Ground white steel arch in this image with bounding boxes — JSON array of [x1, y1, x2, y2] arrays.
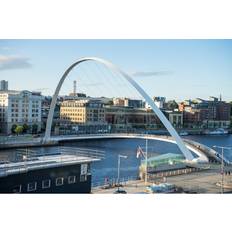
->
[[43, 57, 195, 161]]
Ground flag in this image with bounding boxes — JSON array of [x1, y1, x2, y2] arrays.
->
[[136, 146, 145, 158]]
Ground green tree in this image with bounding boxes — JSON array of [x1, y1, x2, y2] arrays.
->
[[32, 124, 38, 134], [15, 125, 23, 135], [11, 124, 17, 134], [166, 100, 179, 111], [22, 124, 29, 133]]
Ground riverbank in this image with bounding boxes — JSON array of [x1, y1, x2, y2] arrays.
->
[[92, 164, 232, 194]]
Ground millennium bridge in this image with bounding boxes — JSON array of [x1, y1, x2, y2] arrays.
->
[[0, 57, 228, 166]]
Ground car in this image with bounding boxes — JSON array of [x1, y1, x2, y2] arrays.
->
[[114, 189, 127, 194], [32, 134, 40, 138]]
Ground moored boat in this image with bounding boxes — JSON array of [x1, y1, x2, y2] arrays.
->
[[204, 128, 228, 135]]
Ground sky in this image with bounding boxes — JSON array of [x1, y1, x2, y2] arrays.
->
[[0, 39, 231, 102]]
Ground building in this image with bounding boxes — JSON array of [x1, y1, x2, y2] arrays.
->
[[124, 98, 144, 108], [41, 96, 60, 133], [179, 97, 231, 129], [145, 96, 166, 109], [59, 99, 108, 134], [105, 106, 162, 131], [154, 96, 166, 109], [68, 80, 87, 98], [140, 153, 186, 173], [165, 110, 183, 128], [0, 80, 8, 91], [0, 90, 42, 134], [113, 97, 144, 108]]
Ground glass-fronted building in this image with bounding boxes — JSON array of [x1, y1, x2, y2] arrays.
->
[[140, 153, 187, 172]]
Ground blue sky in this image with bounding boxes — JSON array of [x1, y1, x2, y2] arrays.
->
[[0, 39, 231, 101]]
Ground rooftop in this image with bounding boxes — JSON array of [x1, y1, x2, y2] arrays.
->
[[0, 147, 103, 177]]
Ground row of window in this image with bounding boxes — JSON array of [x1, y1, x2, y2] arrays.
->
[[14, 175, 87, 193], [62, 109, 85, 112], [62, 113, 85, 116], [61, 117, 84, 121]]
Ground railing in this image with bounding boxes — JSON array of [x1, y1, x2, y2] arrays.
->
[[91, 175, 139, 188], [0, 147, 105, 177], [13, 146, 105, 159], [0, 135, 41, 144], [57, 146, 105, 160]]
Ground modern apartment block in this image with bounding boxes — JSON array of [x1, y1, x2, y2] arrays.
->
[[0, 90, 42, 134], [113, 97, 144, 108]]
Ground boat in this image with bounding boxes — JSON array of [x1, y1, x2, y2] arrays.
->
[[204, 128, 228, 135], [0, 147, 103, 193], [179, 131, 189, 136]]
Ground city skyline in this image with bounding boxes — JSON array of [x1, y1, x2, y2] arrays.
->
[[0, 40, 232, 101]]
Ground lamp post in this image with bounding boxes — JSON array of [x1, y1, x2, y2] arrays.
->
[[213, 145, 232, 194], [117, 155, 127, 191], [145, 134, 148, 185]]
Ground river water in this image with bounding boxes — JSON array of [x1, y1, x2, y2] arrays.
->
[[0, 135, 232, 185]]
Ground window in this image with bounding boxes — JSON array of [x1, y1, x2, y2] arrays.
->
[[56, 177, 64, 186], [42, 179, 51, 189], [12, 185, 22, 193], [27, 182, 37, 192], [81, 163, 88, 175], [68, 176, 76, 184], [80, 174, 87, 182]]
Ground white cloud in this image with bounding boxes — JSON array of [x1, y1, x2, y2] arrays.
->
[[131, 71, 173, 77], [0, 55, 32, 71]]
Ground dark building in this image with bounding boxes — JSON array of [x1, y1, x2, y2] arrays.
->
[[0, 148, 100, 193]]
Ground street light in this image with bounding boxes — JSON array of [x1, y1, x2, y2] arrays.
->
[[117, 155, 127, 191], [213, 145, 232, 194]]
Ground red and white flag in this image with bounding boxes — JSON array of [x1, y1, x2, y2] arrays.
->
[[136, 146, 145, 158]]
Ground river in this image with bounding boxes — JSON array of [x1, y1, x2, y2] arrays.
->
[[0, 134, 232, 185]]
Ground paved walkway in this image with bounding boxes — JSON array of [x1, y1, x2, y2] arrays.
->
[[92, 180, 150, 194], [92, 165, 232, 194]]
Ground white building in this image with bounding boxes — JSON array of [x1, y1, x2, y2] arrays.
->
[[0, 90, 42, 134], [145, 96, 166, 109]]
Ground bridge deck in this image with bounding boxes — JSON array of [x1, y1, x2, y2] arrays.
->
[[0, 133, 224, 164]]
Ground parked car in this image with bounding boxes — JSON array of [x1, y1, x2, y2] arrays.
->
[[114, 189, 127, 194]]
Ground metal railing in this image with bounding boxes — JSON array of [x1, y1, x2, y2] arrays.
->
[[0, 147, 105, 177], [91, 175, 139, 188]]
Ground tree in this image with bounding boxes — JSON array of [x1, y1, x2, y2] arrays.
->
[[22, 124, 29, 133], [11, 124, 17, 134], [15, 125, 23, 135], [166, 100, 179, 111], [32, 124, 38, 134]]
